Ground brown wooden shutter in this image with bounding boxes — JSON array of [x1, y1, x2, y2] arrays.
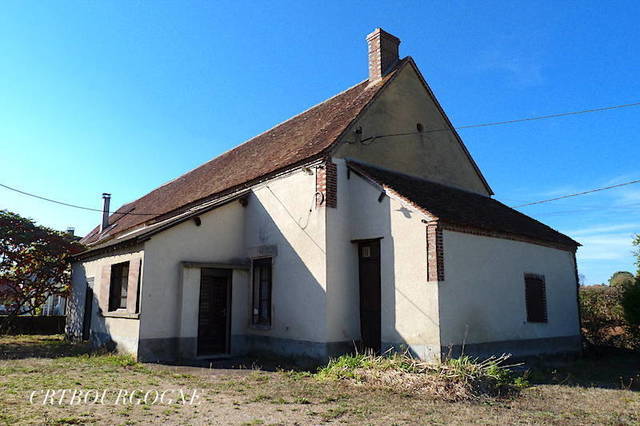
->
[[126, 258, 142, 314], [525, 275, 547, 323], [99, 265, 111, 314]]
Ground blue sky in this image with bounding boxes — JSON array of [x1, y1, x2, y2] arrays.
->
[[0, 1, 638, 284]]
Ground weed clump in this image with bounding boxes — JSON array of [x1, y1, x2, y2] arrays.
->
[[316, 351, 527, 401]]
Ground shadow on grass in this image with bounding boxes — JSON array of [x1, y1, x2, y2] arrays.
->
[[527, 347, 640, 391], [162, 354, 317, 373], [0, 334, 92, 360], [3, 335, 638, 394]]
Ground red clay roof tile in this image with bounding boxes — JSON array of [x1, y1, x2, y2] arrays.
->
[[82, 59, 408, 245], [348, 160, 579, 249]]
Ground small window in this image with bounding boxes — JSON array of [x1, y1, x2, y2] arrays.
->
[[524, 274, 547, 323], [252, 258, 272, 326], [109, 262, 130, 311], [361, 246, 371, 258]]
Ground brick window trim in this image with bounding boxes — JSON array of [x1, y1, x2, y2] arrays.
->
[[424, 219, 576, 283], [316, 159, 337, 208], [441, 223, 577, 253]]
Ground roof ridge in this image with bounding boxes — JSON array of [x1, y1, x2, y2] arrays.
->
[[147, 78, 371, 195], [82, 72, 392, 245], [82, 77, 375, 242]]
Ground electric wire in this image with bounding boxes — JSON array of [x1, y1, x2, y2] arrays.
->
[[1, 101, 639, 215], [0, 183, 160, 216], [511, 179, 640, 208], [353, 101, 640, 144]]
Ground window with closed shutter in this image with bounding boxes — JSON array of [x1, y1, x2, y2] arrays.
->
[[524, 274, 547, 323]]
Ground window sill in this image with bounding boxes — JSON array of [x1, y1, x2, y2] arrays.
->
[[249, 324, 271, 331], [102, 311, 140, 319]]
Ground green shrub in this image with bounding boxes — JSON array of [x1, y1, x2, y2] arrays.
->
[[609, 271, 635, 288], [621, 279, 640, 346], [580, 279, 640, 350], [621, 279, 640, 326], [580, 284, 626, 347]]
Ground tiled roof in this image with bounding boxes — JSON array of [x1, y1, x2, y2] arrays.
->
[[81, 59, 409, 246], [348, 161, 579, 249]]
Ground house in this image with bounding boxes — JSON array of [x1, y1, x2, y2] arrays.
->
[[65, 29, 582, 363]]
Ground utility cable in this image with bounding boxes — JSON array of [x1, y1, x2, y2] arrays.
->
[[0, 183, 159, 216], [511, 179, 640, 208], [2, 101, 639, 214], [352, 101, 640, 144]]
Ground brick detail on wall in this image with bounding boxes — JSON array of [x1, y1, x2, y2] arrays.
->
[[441, 223, 577, 253], [426, 223, 445, 282], [316, 160, 337, 208]]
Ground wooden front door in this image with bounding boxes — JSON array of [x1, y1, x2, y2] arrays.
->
[[82, 279, 93, 341], [358, 239, 381, 353], [197, 269, 232, 356]]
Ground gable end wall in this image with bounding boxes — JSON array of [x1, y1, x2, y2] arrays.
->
[[333, 64, 490, 196]]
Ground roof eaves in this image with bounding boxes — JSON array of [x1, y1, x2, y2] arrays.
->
[[346, 159, 440, 223], [74, 190, 250, 260], [347, 159, 580, 249]]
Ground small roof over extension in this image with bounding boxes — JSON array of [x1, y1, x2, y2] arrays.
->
[[347, 160, 579, 250]]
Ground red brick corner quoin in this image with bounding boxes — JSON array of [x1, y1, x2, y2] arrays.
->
[[426, 222, 445, 282], [316, 160, 337, 208]]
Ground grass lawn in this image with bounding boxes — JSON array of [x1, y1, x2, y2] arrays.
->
[[0, 335, 639, 425]]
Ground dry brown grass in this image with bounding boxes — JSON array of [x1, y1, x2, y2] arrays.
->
[[0, 335, 639, 425], [316, 351, 524, 401]]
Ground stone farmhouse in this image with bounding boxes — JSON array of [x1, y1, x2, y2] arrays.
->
[[66, 29, 581, 363]]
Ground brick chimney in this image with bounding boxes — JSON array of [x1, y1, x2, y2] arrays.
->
[[366, 28, 400, 82]]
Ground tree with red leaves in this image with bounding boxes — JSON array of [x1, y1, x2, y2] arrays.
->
[[0, 210, 83, 333]]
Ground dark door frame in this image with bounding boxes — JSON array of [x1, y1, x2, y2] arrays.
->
[[354, 237, 383, 353], [197, 268, 233, 357], [82, 278, 94, 341]]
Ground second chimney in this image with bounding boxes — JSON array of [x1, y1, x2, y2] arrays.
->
[[366, 28, 400, 82], [100, 193, 111, 233]]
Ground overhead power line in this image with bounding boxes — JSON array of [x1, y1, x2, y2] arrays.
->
[[455, 101, 640, 130], [354, 101, 640, 144], [4, 176, 640, 217], [1, 101, 639, 215], [511, 179, 640, 208], [0, 183, 159, 216]]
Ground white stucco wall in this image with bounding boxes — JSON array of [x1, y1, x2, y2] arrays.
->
[[177, 264, 249, 358], [136, 167, 327, 359], [334, 64, 490, 196], [244, 168, 328, 344], [439, 230, 580, 348], [67, 247, 144, 356], [140, 200, 247, 348], [326, 159, 440, 360]]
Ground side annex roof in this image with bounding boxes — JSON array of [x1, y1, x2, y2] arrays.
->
[[347, 160, 579, 250]]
